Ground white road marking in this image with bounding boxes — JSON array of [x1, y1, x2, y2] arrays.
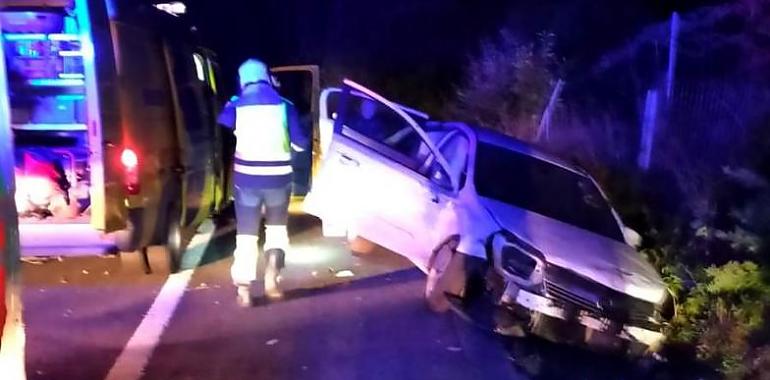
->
[[105, 221, 225, 380]]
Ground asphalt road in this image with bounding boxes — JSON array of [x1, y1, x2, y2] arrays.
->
[[21, 214, 716, 380], [21, 215, 522, 380]]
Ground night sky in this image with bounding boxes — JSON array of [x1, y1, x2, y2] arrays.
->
[[182, 0, 725, 103]]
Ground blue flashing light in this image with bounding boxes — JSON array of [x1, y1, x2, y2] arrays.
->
[[2, 34, 47, 41], [28, 78, 85, 87], [55, 94, 86, 101]]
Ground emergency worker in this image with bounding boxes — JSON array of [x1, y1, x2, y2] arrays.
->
[[217, 59, 308, 306]]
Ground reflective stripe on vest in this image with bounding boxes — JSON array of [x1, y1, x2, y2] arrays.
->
[[234, 103, 291, 164], [232, 164, 293, 176]]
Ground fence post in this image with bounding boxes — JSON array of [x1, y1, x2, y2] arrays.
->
[[536, 79, 565, 143], [0, 18, 26, 380], [666, 12, 680, 103], [638, 89, 659, 170]]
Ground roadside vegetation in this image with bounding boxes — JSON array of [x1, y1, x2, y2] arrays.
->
[[449, 2, 770, 378]]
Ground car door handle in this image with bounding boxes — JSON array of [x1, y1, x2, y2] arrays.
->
[[339, 154, 359, 167]]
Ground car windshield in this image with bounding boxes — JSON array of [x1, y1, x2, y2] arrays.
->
[[474, 142, 624, 241]]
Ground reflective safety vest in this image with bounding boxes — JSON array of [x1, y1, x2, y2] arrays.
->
[[232, 103, 292, 178]]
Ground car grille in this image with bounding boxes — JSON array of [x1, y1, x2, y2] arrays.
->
[[544, 264, 659, 330]]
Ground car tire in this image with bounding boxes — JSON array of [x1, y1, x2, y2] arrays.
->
[[425, 236, 465, 313], [348, 236, 376, 256]]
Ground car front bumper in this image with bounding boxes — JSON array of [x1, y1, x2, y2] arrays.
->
[[505, 285, 665, 352]]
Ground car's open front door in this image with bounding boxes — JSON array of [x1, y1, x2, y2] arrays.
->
[[304, 79, 457, 264]]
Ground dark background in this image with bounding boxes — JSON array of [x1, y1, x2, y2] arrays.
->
[[182, 0, 723, 102]]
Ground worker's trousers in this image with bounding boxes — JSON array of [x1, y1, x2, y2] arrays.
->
[[231, 183, 291, 286]]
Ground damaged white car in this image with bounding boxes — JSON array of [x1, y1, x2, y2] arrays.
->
[[304, 80, 675, 356]]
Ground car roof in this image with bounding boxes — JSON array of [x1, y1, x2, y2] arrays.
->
[[469, 125, 589, 176]]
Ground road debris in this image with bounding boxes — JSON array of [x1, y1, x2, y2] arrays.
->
[[266, 339, 279, 346], [194, 282, 209, 290], [446, 346, 463, 352], [21, 257, 49, 265], [334, 270, 355, 278], [81, 269, 89, 275]]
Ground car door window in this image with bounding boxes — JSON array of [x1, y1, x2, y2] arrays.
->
[[337, 93, 429, 174], [421, 130, 469, 191]]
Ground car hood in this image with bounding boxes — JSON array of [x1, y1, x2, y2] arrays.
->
[[479, 197, 667, 304]]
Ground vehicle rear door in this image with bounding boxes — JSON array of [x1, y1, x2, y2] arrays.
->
[[304, 80, 457, 264], [78, 0, 126, 232], [163, 42, 219, 229], [270, 65, 320, 197]]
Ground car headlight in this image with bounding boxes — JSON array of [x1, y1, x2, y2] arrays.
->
[[501, 245, 537, 278], [490, 231, 545, 290]]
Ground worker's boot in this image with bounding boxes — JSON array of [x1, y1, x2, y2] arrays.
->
[[236, 285, 252, 307], [264, 248, 285, 300], [231, 234, 258, 307]]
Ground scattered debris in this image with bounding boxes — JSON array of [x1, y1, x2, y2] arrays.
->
[[81, 269, 89, 275], [446, 346, 463, 352], [213, 301, 220, 305], [103, 270, 110, 276], [334, 270, 355, 278], [266, 339, 279, 346], [194, 282, 209, 290], [354, 296, 363, 302], [21, 257, 48, 265], [311, 271, 318, 277], [60, 276, 69, 284]]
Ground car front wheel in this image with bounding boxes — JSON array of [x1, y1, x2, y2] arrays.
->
[[425, 236, 466, 312]]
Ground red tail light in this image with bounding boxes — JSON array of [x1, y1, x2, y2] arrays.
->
[[121, 148, 140, 195], [121, 148, 138, 168]]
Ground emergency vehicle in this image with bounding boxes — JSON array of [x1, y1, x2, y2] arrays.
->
[[1, 0, 227, 271], [0, 14, 25, 377]]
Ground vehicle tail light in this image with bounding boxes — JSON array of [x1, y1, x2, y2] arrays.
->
[[121, 148, 140, 195]]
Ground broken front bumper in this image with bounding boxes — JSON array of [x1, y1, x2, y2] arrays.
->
[[504, 286, 665, 351]]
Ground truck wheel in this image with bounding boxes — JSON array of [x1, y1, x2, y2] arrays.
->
[[165, 205, 185, 273], [425, 236, 466, 312]]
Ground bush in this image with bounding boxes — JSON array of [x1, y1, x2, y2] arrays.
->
[[668, 262, 770, 379], [450, 30, 559, 141]]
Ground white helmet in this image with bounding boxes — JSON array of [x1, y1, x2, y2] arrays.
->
[[238, 59, 269, 89]]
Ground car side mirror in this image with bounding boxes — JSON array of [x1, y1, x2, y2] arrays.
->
[[623, 227, 642, 248]]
